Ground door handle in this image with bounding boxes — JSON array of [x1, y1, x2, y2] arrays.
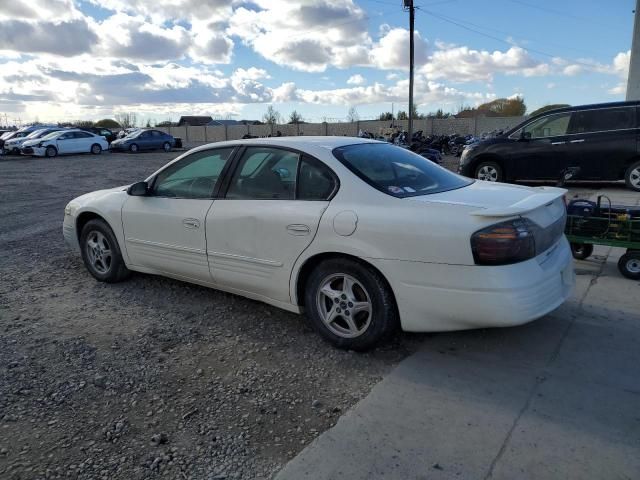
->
[[182, 218, 200, 229], [286, 224, 310, 235], [570, 139, 585, 143], [551, 141, 566, 145]]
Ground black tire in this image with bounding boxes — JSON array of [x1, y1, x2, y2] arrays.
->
[[162, 142, 171, 152], [79, 219, 131, 283], [304, 258, 398, 351], [90, 143, 102, 155], [45, 146, 57, 158], [570, 243, 594, 260], [129, 143, 139, 153], [474, 160, 503, 182], [624, 160, 640, 192], [618, 251, 640, 280]]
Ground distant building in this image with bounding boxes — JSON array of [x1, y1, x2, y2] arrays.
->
[[177, 116, 214, 126], [207, 119, 243, 126]]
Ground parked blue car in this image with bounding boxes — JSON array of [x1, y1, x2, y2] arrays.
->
[[110, 129, 176, 153]]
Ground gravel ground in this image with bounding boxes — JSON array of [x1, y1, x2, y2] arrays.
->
[[0, 150, 424, 480]]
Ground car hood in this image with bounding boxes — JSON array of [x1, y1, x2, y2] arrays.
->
[[22, 138, 46, 146], [407, 180, 566, 217]]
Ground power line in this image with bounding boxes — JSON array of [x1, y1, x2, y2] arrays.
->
[[505, 0, 591, 22]]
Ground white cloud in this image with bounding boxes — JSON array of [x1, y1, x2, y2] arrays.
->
[[0, 19, 98, 56], [347, 74, 366, 85], [422, 46, 545, 82]]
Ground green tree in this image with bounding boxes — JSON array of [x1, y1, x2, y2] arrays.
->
[[94, 118, 121, 128], [528, 104, 571, 117], [262, 105, 281, 125], [396, 110, 408, 120], [378, 112, 393, 121]]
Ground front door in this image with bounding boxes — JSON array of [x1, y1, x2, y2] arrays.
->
[[566, 105, 638, 180], [56, 132, 78, 154], [121, 147, 235, 282], [511, 111, 572, 181], [206, 147, 338, 303]]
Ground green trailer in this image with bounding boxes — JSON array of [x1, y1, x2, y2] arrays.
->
[[566, 197, 640, 280]]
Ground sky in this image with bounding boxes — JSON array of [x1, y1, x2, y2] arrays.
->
[[0, 0, 634, 125]]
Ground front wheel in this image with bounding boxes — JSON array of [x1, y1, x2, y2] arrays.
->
[[80, 219, 131, 283], [624, 161, 640, 192], [475, 161, 503, 182], [618, 251, 640, 280], [162, 142, 171, 152], [304, 259, 398, 351], [90, 143, 102, 155], [45, 146, 57, 158], [570, 243, 594, 260]]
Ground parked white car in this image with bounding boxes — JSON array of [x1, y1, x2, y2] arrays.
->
[[3, 128, 63, 154], [22, 129, 109, 157], [63, 137, 575, 350]]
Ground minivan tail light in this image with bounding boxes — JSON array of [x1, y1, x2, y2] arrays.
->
[[471, 219, 536, 265]]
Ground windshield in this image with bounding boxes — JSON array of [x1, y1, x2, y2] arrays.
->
[[1, 132, 12, 140], [26, 130, 46, 139], [333, 143, 472, 198], [42, 131, 62, 140]]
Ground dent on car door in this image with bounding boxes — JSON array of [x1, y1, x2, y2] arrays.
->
[[121, 147, 235, 282], [206, 147, 337, 303]]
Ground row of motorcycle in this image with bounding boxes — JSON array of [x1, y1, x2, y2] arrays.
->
[[358, 129, 505, 163]]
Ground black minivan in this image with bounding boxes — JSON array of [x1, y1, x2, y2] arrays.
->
[[458, 101, 640, 191]]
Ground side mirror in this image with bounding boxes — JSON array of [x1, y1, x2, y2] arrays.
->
[[127, 181, 148, 196], [519, 131, 531, 141]]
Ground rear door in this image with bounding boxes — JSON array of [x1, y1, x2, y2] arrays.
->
[[137, 131, 153, 150], [566, 105, 637, 180], [510, 111, 572, 180], [206, 146, 338, 303], [73, 131, 94, 153]]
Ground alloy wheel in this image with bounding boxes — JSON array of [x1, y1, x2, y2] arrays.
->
[[315, 273, 372, 338], [85, 230, 112, 274], [626, 257, 640, 274], [477, 165, 499, 181], [630, 167, 640, 189]]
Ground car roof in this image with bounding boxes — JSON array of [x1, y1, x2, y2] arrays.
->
[[531, 100, 639, 117], [188, 136, 381, 153]]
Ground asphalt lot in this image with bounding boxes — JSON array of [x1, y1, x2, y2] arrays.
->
[[1, 149, 638, 480]]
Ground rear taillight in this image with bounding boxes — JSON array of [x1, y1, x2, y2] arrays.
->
[[471, 219, 536, 265]]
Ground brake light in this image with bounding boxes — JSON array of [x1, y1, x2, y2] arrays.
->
[[471, 219, 536, 265]]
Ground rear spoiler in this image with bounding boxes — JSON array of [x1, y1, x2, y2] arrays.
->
[[470, 186, 566, 217]]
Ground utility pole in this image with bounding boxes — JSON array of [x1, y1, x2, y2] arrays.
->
[[403, 0, 415, 140], [627, 0, 640, 100]]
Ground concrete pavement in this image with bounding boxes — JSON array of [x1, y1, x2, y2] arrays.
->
[[276, 188, 640, 480]]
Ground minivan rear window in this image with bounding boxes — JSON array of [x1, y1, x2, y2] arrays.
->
[[569, 107, 635, 134], [333, 142, 472, 198]]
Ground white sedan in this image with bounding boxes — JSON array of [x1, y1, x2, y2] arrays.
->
[[22, 129, 109, 157], [63, 137, 575, 350]]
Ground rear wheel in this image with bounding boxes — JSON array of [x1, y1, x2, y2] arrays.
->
[[570, 243, 594, 260], [45, 146, 57, 158], [475, 161, 503, 182], [80, 219, 131, 283], [304, 258, 398, 351], [618, 251, 640, 280], [129, 143, 139, 153], [624, 161, 640, 192], [90, 143, 102, 155]]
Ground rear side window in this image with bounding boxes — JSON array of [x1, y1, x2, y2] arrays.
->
[[333, 143, 471, 198], [73, 132, 93, 138], [297, 156, 337, 200], [569, 107, 635, 134]]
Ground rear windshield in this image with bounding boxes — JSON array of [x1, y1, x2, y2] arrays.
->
[[333, 142, 472, 197]]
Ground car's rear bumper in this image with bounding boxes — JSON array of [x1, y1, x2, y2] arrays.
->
[[371, 236, 575, 332]]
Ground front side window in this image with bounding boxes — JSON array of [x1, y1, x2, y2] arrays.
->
[[226, 147, 300, 200], [59, 132, 73, 140], [152, 130, 163, 137], [152, 148, 234, 199], [333, 143, 471, 198], [569, 107, 635, 134], [521, 113, 571, 139]]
